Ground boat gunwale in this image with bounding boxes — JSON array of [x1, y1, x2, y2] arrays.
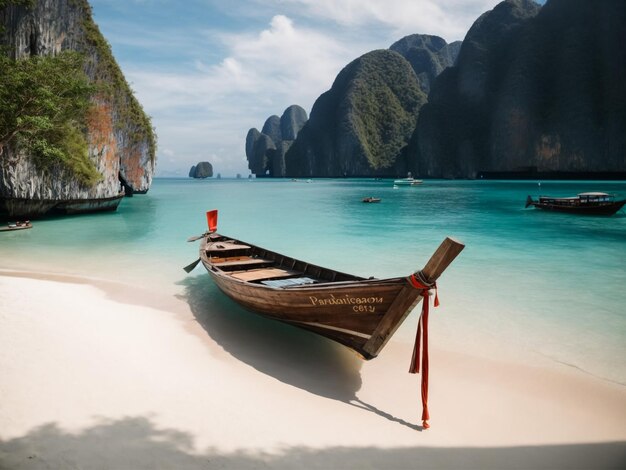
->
[[200, 233, 382, 291]]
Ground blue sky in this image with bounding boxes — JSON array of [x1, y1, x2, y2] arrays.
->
[[89, 0, 542, 177]]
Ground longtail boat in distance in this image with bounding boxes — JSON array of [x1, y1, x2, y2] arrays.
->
[[393, 177, 422, 186], [525, 192, 626, 216], [0, 221, 32, 232], [185, 210, 464, 428]]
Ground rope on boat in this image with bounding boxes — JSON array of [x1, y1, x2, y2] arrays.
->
[[408, 271, 439, 429]]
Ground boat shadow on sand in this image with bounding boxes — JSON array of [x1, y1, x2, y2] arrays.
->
[[179, 275, 422, 431]]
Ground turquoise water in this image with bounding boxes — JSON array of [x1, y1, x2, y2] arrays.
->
[[2, 178, 625, 383]]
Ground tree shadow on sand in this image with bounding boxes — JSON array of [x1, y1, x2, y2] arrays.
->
[[1, 417, 624, 470], [179, 275, 420, 431]]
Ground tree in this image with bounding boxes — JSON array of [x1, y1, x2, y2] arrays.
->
[[0, 51, 101, 186]]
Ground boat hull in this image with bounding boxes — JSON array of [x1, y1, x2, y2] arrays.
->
[[531, 200, 626, 215], [205, 264, 421, 358], [197, 233, 463, 359], [0, 222, 32, 232], [393, 179, 422, 186]]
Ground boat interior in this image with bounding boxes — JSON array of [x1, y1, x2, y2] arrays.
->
[[205, 234, 364, 287]]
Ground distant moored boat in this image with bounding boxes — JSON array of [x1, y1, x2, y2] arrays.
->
[[393, 172, 423, 186], [525, 192, 626, 216], [0, 221, 32, 232]]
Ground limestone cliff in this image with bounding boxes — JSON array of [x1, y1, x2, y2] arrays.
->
[[415, 0, 626, 178], [245, 105, 307, 177], [390, 34, 461, 95], [285, 50, 425, 177], [0, 0, 156, 216]]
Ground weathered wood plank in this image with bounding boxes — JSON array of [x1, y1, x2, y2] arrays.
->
[[207, 242, 251, 253], [421, 237, 465, 282], [214, 258, 273, 268], [361, 285, 421, 357], [230, 267, 299, 282]]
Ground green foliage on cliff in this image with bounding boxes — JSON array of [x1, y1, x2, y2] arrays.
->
[[0, 52, 102, 186], [0, 0, 35, 9], [75, 0, 156, 162], [349, 51, 425, 169]]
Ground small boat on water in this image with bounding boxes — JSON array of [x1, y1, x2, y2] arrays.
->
[[525, 192, 626, 216], [186, 210, 464, 428], [393, 177, 422, 186], [362, 197, 381, 203], [0, 221, 32, 232]]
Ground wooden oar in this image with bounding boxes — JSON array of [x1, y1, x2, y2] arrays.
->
[[187, 233, 206, 242], [184, 234, 205, 271], [185, 209, 218, 271], [183, 258, 201, 273]]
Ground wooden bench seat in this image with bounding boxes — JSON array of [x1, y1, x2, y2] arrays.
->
[[230, 267, 300, 282], [213, 258, 274, 269], [206, 242, 251, 254]]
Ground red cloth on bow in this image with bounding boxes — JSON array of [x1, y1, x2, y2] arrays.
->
[[408, 274, 438, 429]]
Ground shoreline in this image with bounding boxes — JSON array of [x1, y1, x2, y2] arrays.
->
[[1, 270, 625, 468]]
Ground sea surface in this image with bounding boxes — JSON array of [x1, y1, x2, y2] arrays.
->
[[2, 178, 625, 384]]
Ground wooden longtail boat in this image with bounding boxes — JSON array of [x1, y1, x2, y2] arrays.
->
[[0, 221, 32, 232], [525, 192, 626, 215], [393, 177, 422, 186], [186, 210, 464, 427]]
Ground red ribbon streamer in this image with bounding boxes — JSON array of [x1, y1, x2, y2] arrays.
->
[[408, 274, 438, 429]]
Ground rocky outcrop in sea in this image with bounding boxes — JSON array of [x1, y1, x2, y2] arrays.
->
[[189, 162, 213, 179]]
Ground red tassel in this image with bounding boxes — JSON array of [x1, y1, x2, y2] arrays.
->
[[408, 274, 438, 429], [409, 317, 422, 374], [420, 303, 430, 429]]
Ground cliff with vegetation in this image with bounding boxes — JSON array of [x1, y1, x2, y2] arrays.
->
[[285, 50, 426, 177], [246, 0, 625, 179], [415, 0, 626, 178], [247, 35, 458, 178], [390, 34, 461, 95], [0, 0, 156, 217]]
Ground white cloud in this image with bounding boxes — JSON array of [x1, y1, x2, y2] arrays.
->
[[260, 0, 500, 41]]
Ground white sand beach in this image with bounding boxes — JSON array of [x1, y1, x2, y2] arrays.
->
[[1, 270, 625, 469]]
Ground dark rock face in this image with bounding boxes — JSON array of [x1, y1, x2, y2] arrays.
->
[[245, 105, 308, 177], [285, 49, 426, 177], [390, 34, 461, 94], [280, 105, 308, 140], [261, 115, 282, 148], [248, 134, 276, 176], [0, 0, 156, 213], [415, 0, 626, 178], [190, 162, 213, 178], [245, 128, 261, 162]]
